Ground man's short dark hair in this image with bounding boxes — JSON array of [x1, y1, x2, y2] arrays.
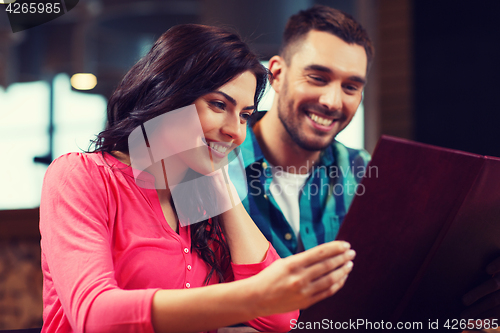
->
[[281, 5, 374, 70]]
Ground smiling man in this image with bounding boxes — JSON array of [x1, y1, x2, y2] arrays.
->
[[240, 5, 373, 258], [270, 30, 367, 154]]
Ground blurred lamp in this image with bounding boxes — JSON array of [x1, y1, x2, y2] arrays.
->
[[70, 73, 97, 90]]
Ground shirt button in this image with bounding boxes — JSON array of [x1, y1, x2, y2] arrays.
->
[[185, 282, 191, 288], [184, 248, 189, 254], [187, 265, 192, 270], [284, 233, 292, 240], [263, 194, 268, 199], [262, 161, 268, 169]]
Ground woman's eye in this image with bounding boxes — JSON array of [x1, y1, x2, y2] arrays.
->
[[240, 112, 253, 122], [210, 101, 226, 110]]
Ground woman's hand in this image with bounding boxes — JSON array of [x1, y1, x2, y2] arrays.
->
[[247, 241, 355, 317]]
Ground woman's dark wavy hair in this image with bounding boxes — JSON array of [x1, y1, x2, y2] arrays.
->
[[91, 24, 268, 284]]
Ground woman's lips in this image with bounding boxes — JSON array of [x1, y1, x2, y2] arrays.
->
[[202, 138, 232, 159]]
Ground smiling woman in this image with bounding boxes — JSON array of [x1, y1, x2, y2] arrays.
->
[[39, 24, 355, 333]]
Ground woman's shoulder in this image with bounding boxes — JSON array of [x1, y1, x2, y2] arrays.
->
[[48, 151, 127, 174], [44, 152, 131, 187], [48, 151, 88, 166], [46, 152, 97, 180], [41, 152, 135, 212]]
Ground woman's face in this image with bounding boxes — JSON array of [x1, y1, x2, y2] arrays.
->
[[154, 70, 258, 185], [193, 70, 257, 172]]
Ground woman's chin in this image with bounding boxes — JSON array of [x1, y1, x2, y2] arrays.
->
[[189, 160, 219, 176]]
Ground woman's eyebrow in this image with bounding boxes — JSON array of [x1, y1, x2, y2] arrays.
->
[[212, 91, 255, 110]]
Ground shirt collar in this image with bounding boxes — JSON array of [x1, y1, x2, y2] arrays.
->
[[319, 144, 335, 166], [240, 112, 266, 168]]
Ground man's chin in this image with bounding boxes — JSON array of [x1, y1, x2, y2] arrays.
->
[[295, 137, 335, 152], [280, 115, 339, 151]]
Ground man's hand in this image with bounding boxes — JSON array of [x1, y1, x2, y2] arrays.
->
[[462, 256, 500, 320]]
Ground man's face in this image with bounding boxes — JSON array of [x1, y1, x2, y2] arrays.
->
[[272, 30, 368, 151]]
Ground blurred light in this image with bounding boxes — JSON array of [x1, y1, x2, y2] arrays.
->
[[70, 73, 97, 90]]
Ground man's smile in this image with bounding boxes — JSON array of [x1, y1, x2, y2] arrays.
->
[[306, 111, 335, 126]]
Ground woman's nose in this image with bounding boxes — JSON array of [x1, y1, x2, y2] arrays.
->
[[221, 114, 242, 141]]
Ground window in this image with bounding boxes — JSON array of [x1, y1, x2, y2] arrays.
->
[[0, 73, 106, 209]]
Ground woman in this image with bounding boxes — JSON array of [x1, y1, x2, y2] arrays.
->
[[40, 24, 355, 333]]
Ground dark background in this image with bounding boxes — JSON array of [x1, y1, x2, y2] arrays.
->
[[414, 0, 500, 157]]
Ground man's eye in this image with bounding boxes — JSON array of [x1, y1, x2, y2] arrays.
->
[[210, 101, 226, 110], [343, 84, 359, 93], [308, 75, 327, 84]]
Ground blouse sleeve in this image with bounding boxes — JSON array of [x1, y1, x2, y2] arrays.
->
[[230, 245, 300, 333], [40, 153, 159, 333]]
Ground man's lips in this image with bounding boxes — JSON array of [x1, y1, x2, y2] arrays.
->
[[304, 110, 341, 130]]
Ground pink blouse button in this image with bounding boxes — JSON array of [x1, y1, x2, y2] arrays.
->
[[187, 265, 192, 270], [184, 248, 189, 254], [185, 282, 191, 288]]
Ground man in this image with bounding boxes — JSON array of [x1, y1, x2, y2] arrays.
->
[[240, 5, 372, 258], [239, 4, 500, 321]]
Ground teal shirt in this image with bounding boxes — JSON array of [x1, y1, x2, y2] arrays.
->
[[238, 114, 371, 257]]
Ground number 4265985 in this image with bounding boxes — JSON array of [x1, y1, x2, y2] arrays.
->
[[6, 2, 61, 14], [443, 319, 499, 330]]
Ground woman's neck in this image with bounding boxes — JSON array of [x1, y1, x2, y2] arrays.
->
[[111, 150, 183, 233]]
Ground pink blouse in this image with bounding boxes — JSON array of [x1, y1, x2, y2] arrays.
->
[[40, 152, 298, 333]]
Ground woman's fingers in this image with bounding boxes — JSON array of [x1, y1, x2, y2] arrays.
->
[[307, 271, 350, 307], [281, 243, 355, 309], [303, 249, 356, 282], [251, 241, 356, 315], [291, 241, 351, 269], [303, 260, 353, 298]]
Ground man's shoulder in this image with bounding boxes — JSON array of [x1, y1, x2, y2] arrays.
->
[[325, 140, 371, 167], [322, 141, 371, 184]]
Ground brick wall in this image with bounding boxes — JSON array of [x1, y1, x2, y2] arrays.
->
[[0, 209, 43, 329], [377, 0, 414, 140]]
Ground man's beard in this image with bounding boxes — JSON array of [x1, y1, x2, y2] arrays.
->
[[277, 82, 338, 152]]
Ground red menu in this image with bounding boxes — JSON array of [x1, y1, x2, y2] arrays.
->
[[298, 136, 500, 331]]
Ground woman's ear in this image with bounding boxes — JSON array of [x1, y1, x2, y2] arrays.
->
[[268, 55, 286, 95]]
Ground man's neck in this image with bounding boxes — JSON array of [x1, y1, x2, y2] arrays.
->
[[254, 109, 321, 174]]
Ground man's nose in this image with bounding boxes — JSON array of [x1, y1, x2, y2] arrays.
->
[[319, 83, 342, 111]]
